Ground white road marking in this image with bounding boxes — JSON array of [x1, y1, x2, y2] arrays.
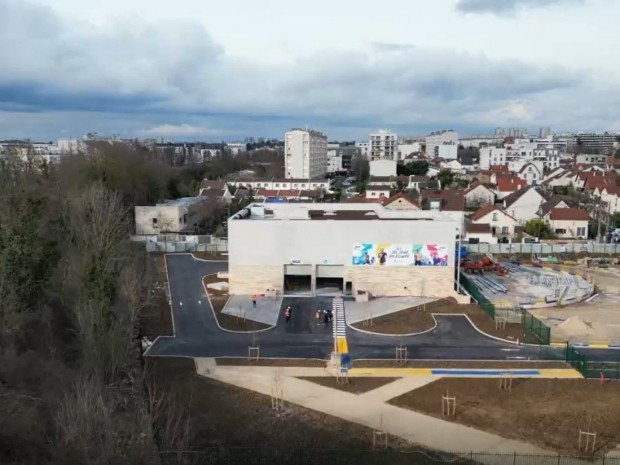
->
[[500, 349, 520, 352]]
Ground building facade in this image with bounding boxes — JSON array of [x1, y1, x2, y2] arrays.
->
[[228, 203, 463, 300], [369, 129, 398, 161], [284, 129, 328, 179], [425, 130, 458, 158], [135, 197, 210, 235]]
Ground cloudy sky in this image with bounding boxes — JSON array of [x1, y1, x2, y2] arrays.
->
[[1, 0, 619, 141]]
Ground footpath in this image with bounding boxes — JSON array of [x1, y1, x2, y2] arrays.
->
[[195, 360, 556, 455]]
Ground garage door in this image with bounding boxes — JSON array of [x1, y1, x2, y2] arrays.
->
[[316, 265, 344, 278], [284, 265, 312, 276]]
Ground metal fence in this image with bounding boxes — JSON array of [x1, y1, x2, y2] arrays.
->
[[159, 446, 620, 465], [145, 241, 228, 253], [522, 311, 551, 345], [567, 345, 620, 380], [466, 243, 620, 255], [459, 273, 495, 319]]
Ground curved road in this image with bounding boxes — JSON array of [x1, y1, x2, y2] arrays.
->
[[147, 254, 615, 362]]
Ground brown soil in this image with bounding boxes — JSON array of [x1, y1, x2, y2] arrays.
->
[[298, 377, 399, 394], [389, 378, 620, 455], [203, 274, 270, 331], [352, 360, 569, 369], [141, 254, 173, 338], [351, 304, 435, 334], [146, 358, 468, 464], [216, 358, 326, 367]]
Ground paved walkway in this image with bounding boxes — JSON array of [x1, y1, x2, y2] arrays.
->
[[194, 360, 554, 455], [222, 294, 282, 326], [345, 297, 436, 324]]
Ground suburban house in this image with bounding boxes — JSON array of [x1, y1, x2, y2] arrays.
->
[[465, 221, 494, 244], [464, 182, 495, 209], [502, 186, 547, 224], [516, 161, 543, 185], [382, 192, 421, 211], [253, 189, 322, 202], [600, 186, 620, 214], [469, 205, 519, 238], [544, 208, 590, 239], [408, 175, 430, 192], [542, 169, 574, 189], [419, 189, 465, 213], [198, 180, 232, 204], [365, 185, 392, 199], [606, 156, 620, 173], [439, 159, 465, 174], [494, 175, 527, 200], [537, 197, 571, 218], [135, 197, 211, 235]]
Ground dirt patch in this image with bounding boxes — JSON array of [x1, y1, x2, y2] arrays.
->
[[147, 358, 469, 464], [352, 360, 569, 369], [298, 377, 399, 394], [429, 299, 524, 342], [216, 358, 326, 367], [141, 254, 173, 338], [351, 305, 435, 334], [203, 275, 269, 331], [389, 378, 620, 455]]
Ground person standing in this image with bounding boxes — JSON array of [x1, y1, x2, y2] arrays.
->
[[323, 310, 329, 326], [315, 310, 322, 325], [285, 306, 291, 323], [251, 294, 257, 308]]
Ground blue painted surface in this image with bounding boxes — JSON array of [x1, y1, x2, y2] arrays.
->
[[431, 369, 540, 376]]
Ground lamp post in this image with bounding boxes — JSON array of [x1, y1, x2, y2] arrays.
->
[[456, 227, 462, 294]]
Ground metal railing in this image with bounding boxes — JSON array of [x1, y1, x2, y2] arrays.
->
[[159, 446, 620, 465], [459, 273, 495, 319], [466, 243, 620, 255], [567, 344, 620, 379], [522, 310, 551, 345]]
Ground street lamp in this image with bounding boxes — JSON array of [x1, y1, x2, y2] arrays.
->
[[456, 227, 462, 294]]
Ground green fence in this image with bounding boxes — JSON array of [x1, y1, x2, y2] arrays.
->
[[521, 310, 551, 345], [459, 273, 495, 319], [160, 446, 620, 465], [567, 344, 620, 379]]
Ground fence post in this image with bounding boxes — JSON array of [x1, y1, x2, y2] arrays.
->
[[298, 447, 302, 465], [513, 452, 516, 465], [470, 451, 473, 465]]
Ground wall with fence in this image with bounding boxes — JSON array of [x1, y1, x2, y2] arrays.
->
[[459, 273, 495, 319], [159, 446, 620, 465], [131, 234, 229, 253], [466, 242, 620, 255], [567, 345, 620, 380]]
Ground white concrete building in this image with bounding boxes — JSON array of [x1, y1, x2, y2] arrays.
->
[[464, 183, 495, 208], [369, 129, 398, 161], [398, 142, 423, 159], [425, 130, 458, 158], [470, 205, 519, 238], [227, 202, 465, 300], [284, 128, 328, 179], [356, 141, 371, 159], [502, 186, 547, 224], [436, 144, 458, 160], [480, 147, 507, 169], [369, 159, 397, 177], [135, 197, 210, 235]]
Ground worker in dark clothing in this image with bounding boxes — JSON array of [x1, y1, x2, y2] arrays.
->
[[284, 306, 291, 323], [323, 310, 329, 326], [328, 309, 333, 323]]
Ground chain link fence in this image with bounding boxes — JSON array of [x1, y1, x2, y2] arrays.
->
[[466, 242, 620, 255], [521, 311, 551, 345], [459, 273, 495, 320], [567, 345, 620, 380]]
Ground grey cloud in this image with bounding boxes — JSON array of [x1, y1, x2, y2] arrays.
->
[[456, 0, 585, 15], [0, 0, 617, 140]]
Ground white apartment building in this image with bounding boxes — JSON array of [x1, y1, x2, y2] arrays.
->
[[425, 130, 458, 158], [284, 128, 328, 179], [327, 155, 343, 173], [369, 129, 398, 161], [356, 141, 371, 158], [480, 143, 560, 171]]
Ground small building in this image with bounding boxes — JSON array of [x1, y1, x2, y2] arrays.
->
[[545, 208, 589, 239], [135, 197, 211, 235], [369, 159, 397, 177], [366, 185, 392, 199], [470, 205, 519, 238], [494, 175, 527, 200], [465, 221, 494, 244], [382, 192, 420, 211], [464, 182, 495, 209], [502, 186, 547, 224]]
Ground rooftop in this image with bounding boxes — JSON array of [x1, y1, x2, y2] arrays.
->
[[549, 208, 590, 221], [157, 197, 206, 208]]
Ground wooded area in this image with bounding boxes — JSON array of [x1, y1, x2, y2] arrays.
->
[[0, 143, 228, 464]]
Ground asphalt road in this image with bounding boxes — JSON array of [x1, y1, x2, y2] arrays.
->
[[147, 254, 617, 362]]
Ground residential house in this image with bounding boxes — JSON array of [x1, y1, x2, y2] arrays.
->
[[537, 197, 571, 218], [419, 189, 465, 213], [502, 186, 547, 224], [465, 221, 494, 243], [469, 205, 519, 238], [408, 175, 429, 192], [606, 156, 620, 174], [365, 185, 392, 199], [516, 161, 543, 185], [600, 186, 620, 214], [382, 192, 420, 211], [439, 159, 465, 174], [544, 208, 589, 239], [464, 182, 495, 209], [494, 175, 528, 200], [199, 180, 232, 204]]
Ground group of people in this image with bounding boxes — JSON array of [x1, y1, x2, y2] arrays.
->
[[315, 309, 333, 326]]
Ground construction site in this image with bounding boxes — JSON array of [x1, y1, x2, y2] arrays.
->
[[461, 254, 594, 311]]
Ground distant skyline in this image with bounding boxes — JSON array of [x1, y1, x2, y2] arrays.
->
[[1, 0, 619, 141]]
